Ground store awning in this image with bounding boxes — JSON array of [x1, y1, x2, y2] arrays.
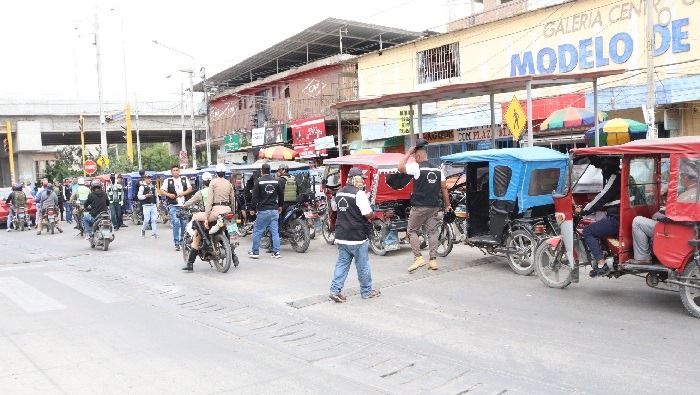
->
[[349, 135, 405, 150]]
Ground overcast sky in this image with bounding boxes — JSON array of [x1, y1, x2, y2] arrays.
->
[[1, 0, 451, 103]]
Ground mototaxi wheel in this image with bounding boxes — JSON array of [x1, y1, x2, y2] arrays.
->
[[212, 233, 232, 273], [533, 240, 572, 289], [506, 229, 536, 276], [679, 260, 700, 319], [289, 218, 310, 253], [369, 220, 387, 256], [321, 215, 335, 245]]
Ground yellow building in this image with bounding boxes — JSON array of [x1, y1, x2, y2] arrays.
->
[[354, 0, 700, 158]]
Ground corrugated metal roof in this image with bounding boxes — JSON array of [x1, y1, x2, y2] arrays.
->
[[197, 18, 428, 92]]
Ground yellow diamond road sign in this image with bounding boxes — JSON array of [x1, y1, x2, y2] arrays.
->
[[504, 96, 527, 141], [96, 155, 110, 167]]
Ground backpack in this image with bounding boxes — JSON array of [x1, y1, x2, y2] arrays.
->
[[14, 191, 27, 208], [283, 175, 297, 202]]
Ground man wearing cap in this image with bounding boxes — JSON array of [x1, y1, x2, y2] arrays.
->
[[399, 138, 451, 272], [138, 174, 158, 239], [161, 165, 193, 250], [249, 163, 283, 259], [329, 167, 381, 302], [678, 160, 698, 203]]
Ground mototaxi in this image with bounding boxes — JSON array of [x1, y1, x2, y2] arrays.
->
[[440, 146, 568, 275], [533, 136, 700, 319]]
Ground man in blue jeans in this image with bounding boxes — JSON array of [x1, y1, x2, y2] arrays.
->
[[329, 167, 381, 302], [249, 163, 284, 259], [161, 165, 193, 251]]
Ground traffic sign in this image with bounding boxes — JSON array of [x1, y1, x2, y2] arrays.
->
[[504, 96, 527, 141], [96, 155, 110, 167], [84, 160, 97, 175]]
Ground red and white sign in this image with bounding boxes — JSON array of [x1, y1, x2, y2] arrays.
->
[[84, 160, 97, 175], [291, 116, 326, 157]]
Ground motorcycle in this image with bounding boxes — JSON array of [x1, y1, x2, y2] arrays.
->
[[40, 205, 59, 235], [11, 206, 29, 231], [302, 195, 325, 240], [157, 200, 170, 225], [88, 211, 114, 251], [235, 199, 255, 237], [259, 194, 312, 253], [71, 202, 86, 236], [179, 208, 239, 273], [130, 201, 144, 225]]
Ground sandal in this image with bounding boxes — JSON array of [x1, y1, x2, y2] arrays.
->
[[363, 290, 381, 299]]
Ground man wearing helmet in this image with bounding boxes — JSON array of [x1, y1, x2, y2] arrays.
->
[[37, 184, 63, 235], [275, 163, 300, 239], [5, 184, 29, 232], [183, 164, 235, 271], [82, 180, 110, 240], [183, 172, 213, 211]]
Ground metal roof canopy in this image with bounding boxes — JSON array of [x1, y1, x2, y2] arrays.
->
[[331, 69, 625, 150], [198, 18, 428, 93]]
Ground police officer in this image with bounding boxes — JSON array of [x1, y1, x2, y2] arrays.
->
[[107, 174, 126, 230], [69, 177, 91, 230], [249, 163, 283, 259], [184, 164, 235, 271], [183, 172, 212, 211], [329, 167, 380, 302], [398, 138, 451, 272]]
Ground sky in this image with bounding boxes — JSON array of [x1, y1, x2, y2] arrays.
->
[[1, 0, 453, 103]]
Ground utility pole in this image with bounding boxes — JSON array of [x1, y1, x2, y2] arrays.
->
[[4, 122, 16, 184], [134, 96, 142, 169], [201, 67, 212, 166], [188, 70, 196, 169], [179, 74, 186, 154], [94, 13, 108, 158], [646, 0, 657, 139]]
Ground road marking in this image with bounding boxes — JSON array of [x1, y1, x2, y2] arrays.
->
[[0, 276, 66, 313], [45, 272, 127, 303], [0, 264, 46, 272]]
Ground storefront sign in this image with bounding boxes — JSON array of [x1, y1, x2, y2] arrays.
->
[[224, 134, 240, 152], [314, 135, 335, 150], [455, 125, 512, 142], [398, 110, 411, 134], [422, 130, 455, 143], [291, 117, 326, 146], [252, 127, 265, 147], [264, 124, 287, 145]]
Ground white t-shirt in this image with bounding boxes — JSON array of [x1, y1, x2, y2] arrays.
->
[[332, 189, 373, 245], [405, 162, 446, 181], [161, 176, 192, 206]]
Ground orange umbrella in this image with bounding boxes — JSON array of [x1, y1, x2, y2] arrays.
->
[[259, 145, 298, 160]]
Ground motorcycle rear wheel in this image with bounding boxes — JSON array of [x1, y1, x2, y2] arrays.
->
[[211, 233, 231, 273], [533, 240, 571, 289], [20, 221, 24, 232], [289, 218, 310, 253], [50, 222, 55, 235], [102, 238, 110, 251]]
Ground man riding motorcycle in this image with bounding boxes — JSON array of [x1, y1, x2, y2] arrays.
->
[[82, 180, 110, 240], [37, 185, 63, 234], [5, 184, 29, 232]]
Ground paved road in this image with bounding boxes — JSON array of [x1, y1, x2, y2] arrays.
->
[[0, 220, 698, 394]]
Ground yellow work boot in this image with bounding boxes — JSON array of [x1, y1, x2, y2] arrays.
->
[[408, 256, 425, 273], [428, 258, 438, 270]]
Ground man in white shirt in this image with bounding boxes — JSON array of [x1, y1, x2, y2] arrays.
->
[[161, 165, 193, 250]]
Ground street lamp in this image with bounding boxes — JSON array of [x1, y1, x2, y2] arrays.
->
[[153, 40, 197, 168]]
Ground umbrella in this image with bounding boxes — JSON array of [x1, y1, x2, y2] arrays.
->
[[259, 145, 298, 160], [584, 118, 648, 147], [540, 108, 607, 132]]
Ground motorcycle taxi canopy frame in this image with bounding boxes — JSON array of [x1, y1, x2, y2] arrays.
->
[[331, 70, 625, 150], [441, 146, 568, 213]]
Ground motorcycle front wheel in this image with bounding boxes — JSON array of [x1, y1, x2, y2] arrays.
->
[[533, 240, 572, 289], [321, 216, 335, 245], [289, 218, 310, 253], [211, 233, 232, 273], [436, 221, 454, 258]]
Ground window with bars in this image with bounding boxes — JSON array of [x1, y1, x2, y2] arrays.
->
[[418, 42, 460, 84]]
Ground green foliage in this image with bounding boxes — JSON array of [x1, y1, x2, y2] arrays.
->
[[43, 146, 83, 182], [141, 143, 176, 172]]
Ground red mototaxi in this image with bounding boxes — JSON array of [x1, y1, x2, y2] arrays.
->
[[535, 136, 700, 318]]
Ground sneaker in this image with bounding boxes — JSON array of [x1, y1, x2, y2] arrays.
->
[[271, 252, 281, 259], [428, 258, 438, 270], [363, 290, 381, 299], [248, 251, 259, 259], [329, 293, 346, 303], [408, 256, 426, 272], [121, 224, 128, 228], [141, 230, 145, 238], [175, 244, 181, 251], [5, 228, 10, 232], [150, 234, 157, 239], [85, 234, 91, 240]]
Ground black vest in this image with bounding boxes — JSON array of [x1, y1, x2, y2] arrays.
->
[[141, 185, 157, 204], [334, 185, 368, 242], [166, 177, 189, 205], [411, 161, 441, 207]]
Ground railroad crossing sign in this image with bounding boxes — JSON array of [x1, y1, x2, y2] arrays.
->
[[504, 96, 527, 141], [84, 160, 97, 175], [96, 155, 110, 168]]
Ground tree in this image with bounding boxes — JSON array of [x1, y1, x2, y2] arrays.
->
[[43, 146, 83, 182], [141, 143, 176, 171]]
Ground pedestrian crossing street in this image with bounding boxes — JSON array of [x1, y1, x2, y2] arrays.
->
[[0, 268, 126, 313]]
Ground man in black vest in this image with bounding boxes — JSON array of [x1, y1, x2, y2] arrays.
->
[[161, 165, 193, 250], [399, 138, 451, 272], [329, 167, 381, 302], [249, 163, 284, 259], [138, 174, 158, 239]]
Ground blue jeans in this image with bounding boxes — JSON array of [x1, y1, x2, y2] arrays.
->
[[6, 206, 15, 228], [330, 241, 373, 298], [64, 201, 73, 223], [169, 205, 186, 246], [252, 209, 280, 254], [83, 212, 94, 235], [582, 216, 619, 262], [142, 204, 157, 235]]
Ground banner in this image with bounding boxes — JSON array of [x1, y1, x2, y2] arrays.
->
[[264, 124, 287, 145], [224, 134, 240, 152], [252, 127, 265, 147], [290, 117, 326, 146]]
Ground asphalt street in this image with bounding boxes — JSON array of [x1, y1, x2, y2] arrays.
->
[[0, 219, 698, 394]]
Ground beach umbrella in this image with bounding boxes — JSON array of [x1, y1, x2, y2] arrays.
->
[[259, 145, 298, 160], [540, 108, 607, 132], [584, 118, 648, 147]]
